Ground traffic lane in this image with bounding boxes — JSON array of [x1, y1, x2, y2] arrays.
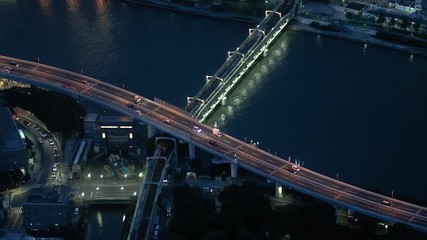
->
[[4, 55, 427, 229], [272, 169, 418, 224], [236, 145, 287, 168]]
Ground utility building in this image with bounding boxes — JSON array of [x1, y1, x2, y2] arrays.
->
[[22, 186, 70, 231], [84, 113, 136, 151], [0, 107, 28, 173]]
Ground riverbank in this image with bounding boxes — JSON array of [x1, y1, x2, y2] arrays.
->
[[123, 0, 427, 57], [289, 18, 427, 57], [124, 0, 263, 23]]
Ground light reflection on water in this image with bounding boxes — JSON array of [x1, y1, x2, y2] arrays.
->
[[207, 33, 291, 128]]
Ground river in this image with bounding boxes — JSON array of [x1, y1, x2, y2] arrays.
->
[[0, 0, 426, 237]]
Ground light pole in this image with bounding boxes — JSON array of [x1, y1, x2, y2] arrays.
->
[[139, 172, 143, 182], [124, 174, 127, 184], [336, 173, 339, 180], [100, 174, 103, 184], [88, 173, 91, 181], [391, 190, 394, 198]]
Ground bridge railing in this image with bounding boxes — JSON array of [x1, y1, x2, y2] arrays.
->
[[196, 7, 296, 122]]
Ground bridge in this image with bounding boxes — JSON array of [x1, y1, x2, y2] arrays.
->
[[1, 54, 427, 233], [185, 0, 297, 122]]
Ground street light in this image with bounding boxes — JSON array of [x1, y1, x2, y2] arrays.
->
[[100, 174, 103, 183], [124, 174, 127, 183], [336, 173, 339, 180], [391, 190, 394, 198], [88, 173, 91, 181]]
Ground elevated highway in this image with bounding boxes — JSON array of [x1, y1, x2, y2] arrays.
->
[[1, 56, 427, 232]]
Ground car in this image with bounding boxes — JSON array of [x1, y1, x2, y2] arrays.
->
[[193, 126, 202, 133], [74, 208, 79, 215], [83, 80, 91, 86], [134, 110, 143, 115], [10, 62, 19, 67], [37, 137, 44, 143], [133, 96, 142, 104], [40, 132, 48, 138], [54, 150, 59, 157], [53, 166, 57, 172], [152, 229, 159, 240], [51, 172, 56, 179], [23, 121, 30, 126], [202, 187, 213, 194], [208, 140, 218, 146], [166, 204, 172, 217], [287, 165, 300, 174], [48, 139, 55, 145], [52, 145, 58, 151], [163, 118, 171, 125], [382, 200, 394, 207], [34, 126, 40, 131], [62, 84, 70, 89], [127, 103, 134, 109]]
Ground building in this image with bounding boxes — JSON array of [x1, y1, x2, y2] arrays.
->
[[423, 0, 427, 15], [0, 107, 28, 173], [345, 2, 368, 15], [22, 186, 70, 231], [84, 113, 136, 151]]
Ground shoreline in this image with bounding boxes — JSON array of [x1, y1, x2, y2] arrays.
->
[[124, 0, 262, 24], [122, 0, 427, 57], [289, 19, 427, 58]]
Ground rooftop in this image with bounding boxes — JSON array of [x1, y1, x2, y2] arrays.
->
[[100, 115, 133, 123], [84, 112, 98, 123], [26, 186, 68, 204], [0, 107, 25, 152], [346, 2, 368, 11]]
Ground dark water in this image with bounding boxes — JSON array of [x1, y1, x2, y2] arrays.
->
[[85, 204, 128, 240], [208, 31, 427, 200], [0, 0, 426, 215]]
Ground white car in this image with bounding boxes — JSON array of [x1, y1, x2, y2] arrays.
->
[[193, 126, 202, 133]]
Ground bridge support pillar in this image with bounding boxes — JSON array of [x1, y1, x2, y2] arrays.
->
[[147, 125, 156, 139], [275, 182, 283, 198], [334, 206, 340, 224], [188, 143, 196, 160], [221, 97, 227, 106], [230, 162, 238, 178]]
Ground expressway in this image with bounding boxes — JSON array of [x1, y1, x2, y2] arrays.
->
[[1, 55, 427, 232]]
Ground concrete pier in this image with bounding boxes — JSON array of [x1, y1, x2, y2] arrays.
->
[[147, 124, 156, 138], [188, 142, 196, 159], [275, 182, 283, 198], [230, 162, 238, 178]]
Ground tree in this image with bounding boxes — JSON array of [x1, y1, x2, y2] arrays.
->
[[389, 18, 396, 29], [376, 14, 385, 26]]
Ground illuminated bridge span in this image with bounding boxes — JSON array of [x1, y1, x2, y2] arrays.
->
[[1, 56, 427, 233], [185, 0, 296, 122]]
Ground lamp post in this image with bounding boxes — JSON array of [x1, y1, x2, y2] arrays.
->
[[139, 172, 143, 183], [88, 173, 91, 181], [124, 174, 127, 184], [100, 174, 103, 184], [336, 173, 339, 180], [391, 190, 394, 198]]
